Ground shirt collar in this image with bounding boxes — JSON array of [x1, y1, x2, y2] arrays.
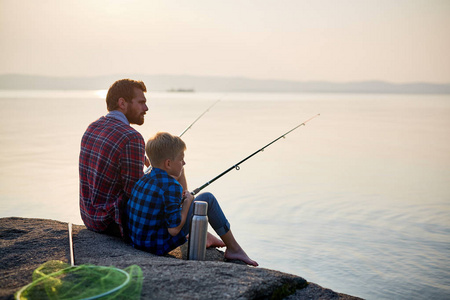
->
[[151, 167, 167, 176], [106, 110, 129, 125]]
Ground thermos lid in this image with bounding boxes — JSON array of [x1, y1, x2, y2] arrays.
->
[[193, 201, 208, 216]]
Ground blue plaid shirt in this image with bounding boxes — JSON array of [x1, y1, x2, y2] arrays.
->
[[126, 168, 187, 255]]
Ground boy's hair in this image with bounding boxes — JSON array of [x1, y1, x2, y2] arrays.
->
[[106, 79, 147, 111], [146, 132, 186, 167]]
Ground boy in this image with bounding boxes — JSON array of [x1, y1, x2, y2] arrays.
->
[[126, 132, 258, 266]]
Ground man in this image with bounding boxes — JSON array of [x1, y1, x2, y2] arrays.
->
[[79, 79, 149, 238], [79, 78, 224, 248]]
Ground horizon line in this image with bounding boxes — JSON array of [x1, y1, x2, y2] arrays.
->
[[1, 73, 449, 86]]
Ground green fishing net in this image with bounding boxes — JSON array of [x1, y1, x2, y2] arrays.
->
[[15, 260, 143, 300]]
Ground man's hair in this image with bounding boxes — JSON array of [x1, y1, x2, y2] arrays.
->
[[146, 132, 186, 167], [106, 79, 147, 111]]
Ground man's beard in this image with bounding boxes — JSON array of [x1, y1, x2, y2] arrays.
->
[[125, 108, 145, 125]]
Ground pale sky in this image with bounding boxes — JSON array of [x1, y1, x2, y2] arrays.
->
[[1, 0, 449, 83]]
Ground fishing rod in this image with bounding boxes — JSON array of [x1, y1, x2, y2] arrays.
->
[[144, 99, 221, 174], [178, 99, 221, 137], [191, 113, 320, 196]]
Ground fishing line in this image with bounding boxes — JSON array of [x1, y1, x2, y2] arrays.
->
[[191, 113, 320, 196]]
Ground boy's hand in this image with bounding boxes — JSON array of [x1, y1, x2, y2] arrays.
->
[[181, 190, 194, 207], [185, 190, 195, 203]]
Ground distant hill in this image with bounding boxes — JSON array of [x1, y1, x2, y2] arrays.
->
[[1, 74, 449, 94]]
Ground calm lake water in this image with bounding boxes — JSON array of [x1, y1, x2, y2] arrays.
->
[[1, 90, 449, 299]]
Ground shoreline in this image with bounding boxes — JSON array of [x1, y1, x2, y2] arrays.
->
[[0, 217, 362, 299]]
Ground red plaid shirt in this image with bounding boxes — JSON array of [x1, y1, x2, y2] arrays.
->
[[79, 115, 145, 236]]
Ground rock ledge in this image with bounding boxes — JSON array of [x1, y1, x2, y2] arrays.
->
[[0, 217, 362, 299]]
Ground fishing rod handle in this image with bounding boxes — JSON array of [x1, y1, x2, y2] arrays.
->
[[191, 187, 203, 196]]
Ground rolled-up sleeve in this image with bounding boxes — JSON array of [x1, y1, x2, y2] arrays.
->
[[163, 184, 183, 228]]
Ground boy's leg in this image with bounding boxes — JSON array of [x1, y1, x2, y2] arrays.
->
[[183, 192, 230, 236], [183, 192, 258, 266], [220, 230, 258, 267], [182, 192, 226, 247]]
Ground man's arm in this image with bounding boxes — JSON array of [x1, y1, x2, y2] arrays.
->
[[120, 137, 146, 197]]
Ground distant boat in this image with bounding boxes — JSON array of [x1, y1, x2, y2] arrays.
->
[[167, 88, 195, 93]]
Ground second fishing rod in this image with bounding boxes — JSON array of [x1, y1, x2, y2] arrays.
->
[[190, 113, 320, 196], [144, 99, 221, 174]]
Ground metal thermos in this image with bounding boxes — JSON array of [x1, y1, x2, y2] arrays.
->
[[188, 201, 208, 260]]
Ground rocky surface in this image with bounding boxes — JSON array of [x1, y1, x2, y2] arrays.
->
[[0, 217, 362, 299]]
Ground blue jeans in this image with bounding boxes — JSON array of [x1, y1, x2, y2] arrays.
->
[[182, 192, 230, 237]]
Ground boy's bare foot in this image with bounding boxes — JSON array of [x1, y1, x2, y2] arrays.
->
[[206, 232, 226, 248], [224, 248, 259, 266]]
